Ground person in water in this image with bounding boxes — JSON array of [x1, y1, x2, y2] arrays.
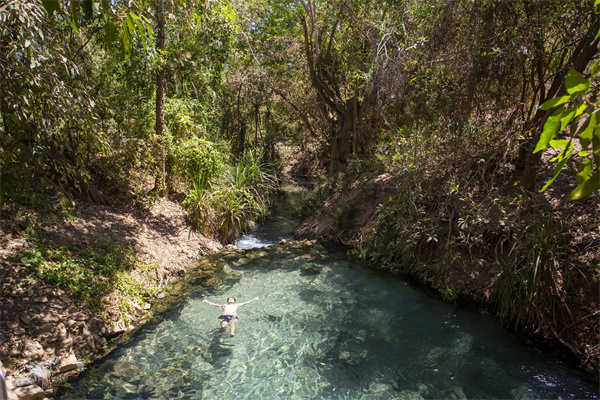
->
[[202, 296, 259, 338]]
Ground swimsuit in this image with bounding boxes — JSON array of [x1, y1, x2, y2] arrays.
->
[[219, 315, 239, 323]]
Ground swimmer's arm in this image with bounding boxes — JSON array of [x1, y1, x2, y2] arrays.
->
[[236, 297, 259, 307], [202, 299, 223, 307]]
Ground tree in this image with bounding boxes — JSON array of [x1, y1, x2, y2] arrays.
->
[[155, 0, 166, 195], [292, 1, 416, 175], [0, 0, 156, 207], [0, 0, 98, 206], [293, 0, 367, 176]]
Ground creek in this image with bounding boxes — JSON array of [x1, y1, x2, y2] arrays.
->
[[56, 188, 598, 399]]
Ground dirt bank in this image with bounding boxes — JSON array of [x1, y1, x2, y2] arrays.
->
[[0, 197, 222, 400], [294, 172, 599, 379]]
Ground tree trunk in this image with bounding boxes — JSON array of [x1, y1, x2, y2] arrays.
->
[[155, 0, 166, 196], [255, 104, 259, 146], [298, 9, 351, 176], [237, 119, 246, 157], [235, 84, 244, 157], [329, 98, 357, 176]]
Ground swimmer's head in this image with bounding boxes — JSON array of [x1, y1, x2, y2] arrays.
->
[[227, 297, 236, 303]]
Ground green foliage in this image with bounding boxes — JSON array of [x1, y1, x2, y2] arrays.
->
[[169, 136, 225, 186], [171, 137, 225, 231], [209, 149, 278, 242], [179, 148, 278, 241], [164, 99, 199, 139], [211, 185, 258, 242], [339, 155, 385, 190], [297, 185, 328, 220], [21, 242, 159, 321], [0, 1, 96, 206], [164, 97, 222, 141], [364, 187, 438, 268], [535, 68, 600, 201], [296, 172, 343, 220], [183, 170, 213, 233], [41, 0, 154, 60], [332, 200, 355, 231], [495, 214, 567, 333], [435, 284, 458, 303]]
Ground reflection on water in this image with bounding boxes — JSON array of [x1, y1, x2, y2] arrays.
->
[[58, 243, 597, 400]]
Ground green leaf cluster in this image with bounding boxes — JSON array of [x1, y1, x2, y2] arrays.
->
[[0, 0, 101, 208], [180, 148, 279, 242], [169, 136, 225, 189], [534, 68, 600, 201], [41, 0, 155, 60]]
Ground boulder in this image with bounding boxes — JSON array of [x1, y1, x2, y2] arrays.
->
[[105, 325, 126, 339], [59, 353, 79, 373], [12, 384, 44, 400], [21, 340, 43, 360]]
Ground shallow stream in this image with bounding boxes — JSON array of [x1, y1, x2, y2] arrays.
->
[[57, 189, 598, 399]]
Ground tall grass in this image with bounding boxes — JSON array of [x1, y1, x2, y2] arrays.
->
[[495, 214, 566, 334], [183, 171, 212, 233]]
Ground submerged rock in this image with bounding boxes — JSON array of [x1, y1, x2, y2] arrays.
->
[[301, 264, 321, 276], [510, 386, 536, 400], [366, 381, 394, 395], [395, 389, 425, 400], [265, 314, 282, 323], [439, 386, 467, 400], [110, 361, 141, 380]]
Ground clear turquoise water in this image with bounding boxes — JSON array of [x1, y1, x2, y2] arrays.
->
[[57, 242, 597, 400], [56, 190, 598, 400]]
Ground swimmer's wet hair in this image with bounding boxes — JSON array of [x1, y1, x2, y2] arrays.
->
[[227, 297, 236, 302]]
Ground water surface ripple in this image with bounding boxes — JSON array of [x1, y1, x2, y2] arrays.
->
[[59, 242, 597, 399], [58, 190, 597, 399]]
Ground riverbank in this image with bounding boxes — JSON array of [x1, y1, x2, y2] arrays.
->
[[294, 171, 599, 380], [52, 240, 598, 400], [1, 172, 597, 399], [0, 197, 222, 400]]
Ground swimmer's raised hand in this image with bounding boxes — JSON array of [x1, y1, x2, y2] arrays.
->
[[254, 296, 259, 301]]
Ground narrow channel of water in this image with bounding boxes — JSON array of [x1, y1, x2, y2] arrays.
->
[[56, 189, 598, 400], [234, 188, 304, 249]]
